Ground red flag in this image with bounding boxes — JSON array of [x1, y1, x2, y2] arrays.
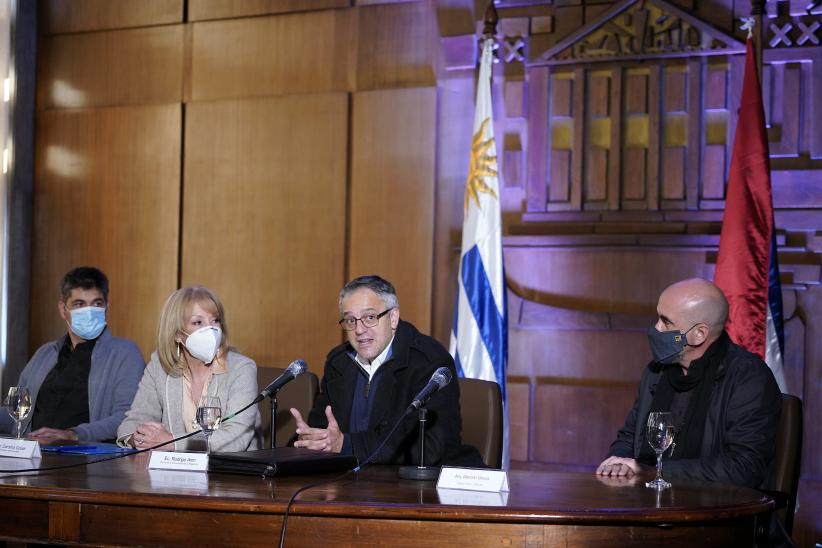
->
[[714, 39, 774, 359]]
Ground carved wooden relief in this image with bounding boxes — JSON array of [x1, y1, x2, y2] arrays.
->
[[517, 2, 822, 214]]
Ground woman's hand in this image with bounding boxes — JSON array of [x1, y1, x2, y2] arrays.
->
[[132, 421, 173, 449]]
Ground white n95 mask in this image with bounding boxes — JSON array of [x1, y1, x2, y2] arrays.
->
[[184, 326, 222, 364]]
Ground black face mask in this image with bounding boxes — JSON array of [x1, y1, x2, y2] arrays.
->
[[646, 324, 697, 364]]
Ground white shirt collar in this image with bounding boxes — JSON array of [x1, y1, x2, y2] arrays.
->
[[352, 334, 395, 381]]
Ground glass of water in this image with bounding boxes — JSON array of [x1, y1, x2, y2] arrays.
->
[[196, 396, 222, 454], [645, 411, 675, 490], [4, 387, 32, 439]]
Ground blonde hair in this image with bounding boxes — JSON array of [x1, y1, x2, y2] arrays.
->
[[157, 286, 230, 376]]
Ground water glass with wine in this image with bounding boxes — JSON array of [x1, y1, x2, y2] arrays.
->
[[4, 387, 32, 439], [196, 396, 222, 454], [645, 411, 675, 490]]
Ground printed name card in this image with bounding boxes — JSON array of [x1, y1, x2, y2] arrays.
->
[[0, 438, 41, 458], [0, 457, 41, 472], [148, 451, 208, 472], [148, 468, 209, 492], [436, 488, 509, 507], [437, 467, 509, 493]]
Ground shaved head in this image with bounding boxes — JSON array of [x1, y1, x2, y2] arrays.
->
[[659, 278, 728, 337]]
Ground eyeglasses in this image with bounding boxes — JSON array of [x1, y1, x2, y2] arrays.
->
[[339, 308, 394, 331], [64, 301, 106, 310]]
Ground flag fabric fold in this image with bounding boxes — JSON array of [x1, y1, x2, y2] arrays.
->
[[450, 37, 509, 464], [714, 38, 787, 392]]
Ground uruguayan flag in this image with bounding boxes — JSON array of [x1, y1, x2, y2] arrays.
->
[[450, 37, 508, 463]]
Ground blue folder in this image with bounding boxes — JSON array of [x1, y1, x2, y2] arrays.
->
[[41, 443, 136, 455]]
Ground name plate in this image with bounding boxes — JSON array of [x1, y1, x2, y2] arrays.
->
[[0, 457, 41, 472], [0, 438, 41, 459], [148, 468, 209, 492], [437, 487, 509, 506], [437, 466, 509, 493], [148, 451, 208, 472]]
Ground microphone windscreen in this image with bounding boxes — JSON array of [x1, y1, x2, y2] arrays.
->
[[286, 359, 307, 376], [432, 367, 452, 388]]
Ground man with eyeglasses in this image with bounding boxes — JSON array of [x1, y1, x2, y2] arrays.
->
[[0, 266, 145, 443], [291, 275, 481, 466]]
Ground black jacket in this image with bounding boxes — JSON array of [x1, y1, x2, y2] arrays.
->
[[609, 333, 782, 488], [309, 320, 477, 466]]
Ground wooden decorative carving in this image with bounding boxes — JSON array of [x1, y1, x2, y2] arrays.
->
[[537, 0, 745, 65]]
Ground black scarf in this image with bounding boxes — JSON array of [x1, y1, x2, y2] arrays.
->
[[638, 332, 729, 464]]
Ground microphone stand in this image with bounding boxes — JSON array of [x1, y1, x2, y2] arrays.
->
[[269, 392, 278, 448], [398, 405, 440, 480]]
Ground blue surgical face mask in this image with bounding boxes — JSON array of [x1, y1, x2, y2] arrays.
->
[[646, 324, 697, 364], [69, 306, 107, 340]]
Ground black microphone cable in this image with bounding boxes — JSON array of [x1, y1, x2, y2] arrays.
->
[[0, 396, 261, 475], [277, 405, 416, 548]]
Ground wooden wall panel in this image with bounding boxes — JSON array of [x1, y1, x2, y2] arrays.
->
[[811, 50, 822, 159], [548, 71, 574, 209], [552, 77, 572, 117], [662, 147, 685, 200], [505, 248, 711, 314], [349, 88, 436, 332], [584, 148, 608, 203], [188, 0, 348, 21], [507, 378, 530, 462], [664, 69, 686, 113], [625, 73, 647, 114], [549, 150, 570, 202], [771, 63, 801, 158], [41, 0, 183, 34], [31, 105, 181, 357], [356, 1, 438, 91], [702, 144, 725, 200], [646, 64, 661, 210], [431, 73, 473, 346], [607, 69, 622, 211], [38, 26, 184, 109], [796, 286, 822, 478], [588, 75, 609, 117], [623, 148, 646, 200], [533, 382, 636, 466], [685, 59, 702, 210], [704, 65, 727, 110], [570, 67, 585, 210], [509, 328, 652, 381], [190, 10, 356, 102], [182, 94, 348, 371], [526, 66, 549, 211]]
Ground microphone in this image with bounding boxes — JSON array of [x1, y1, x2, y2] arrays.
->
[[408, 367, 452, 410], [253, 359, 307, 404]]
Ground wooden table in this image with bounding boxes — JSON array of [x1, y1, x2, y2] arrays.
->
[[0, 452, 772, 547]]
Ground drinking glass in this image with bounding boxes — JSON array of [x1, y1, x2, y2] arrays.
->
[[196, 396, 222, 454], [3, 387, 32, 439], [645, 411, 675, 490]]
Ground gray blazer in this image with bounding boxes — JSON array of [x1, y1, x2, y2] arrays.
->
[[117, 350, 262, 452], [1, 329, 145, 441]]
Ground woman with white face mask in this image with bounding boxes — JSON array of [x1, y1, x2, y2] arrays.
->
[[117, 287, 262, 452]]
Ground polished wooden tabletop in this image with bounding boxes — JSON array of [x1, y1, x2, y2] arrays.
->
[[0, 451, 772, 524]]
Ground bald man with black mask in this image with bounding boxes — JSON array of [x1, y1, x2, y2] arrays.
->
[[597, 278, 781, 488]]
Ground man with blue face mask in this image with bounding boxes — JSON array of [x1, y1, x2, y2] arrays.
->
[[1, 267, 145, 443], [596, 278, 781, 488]]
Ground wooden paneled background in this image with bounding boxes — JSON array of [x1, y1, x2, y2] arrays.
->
[[30, 0, 821, 544]]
